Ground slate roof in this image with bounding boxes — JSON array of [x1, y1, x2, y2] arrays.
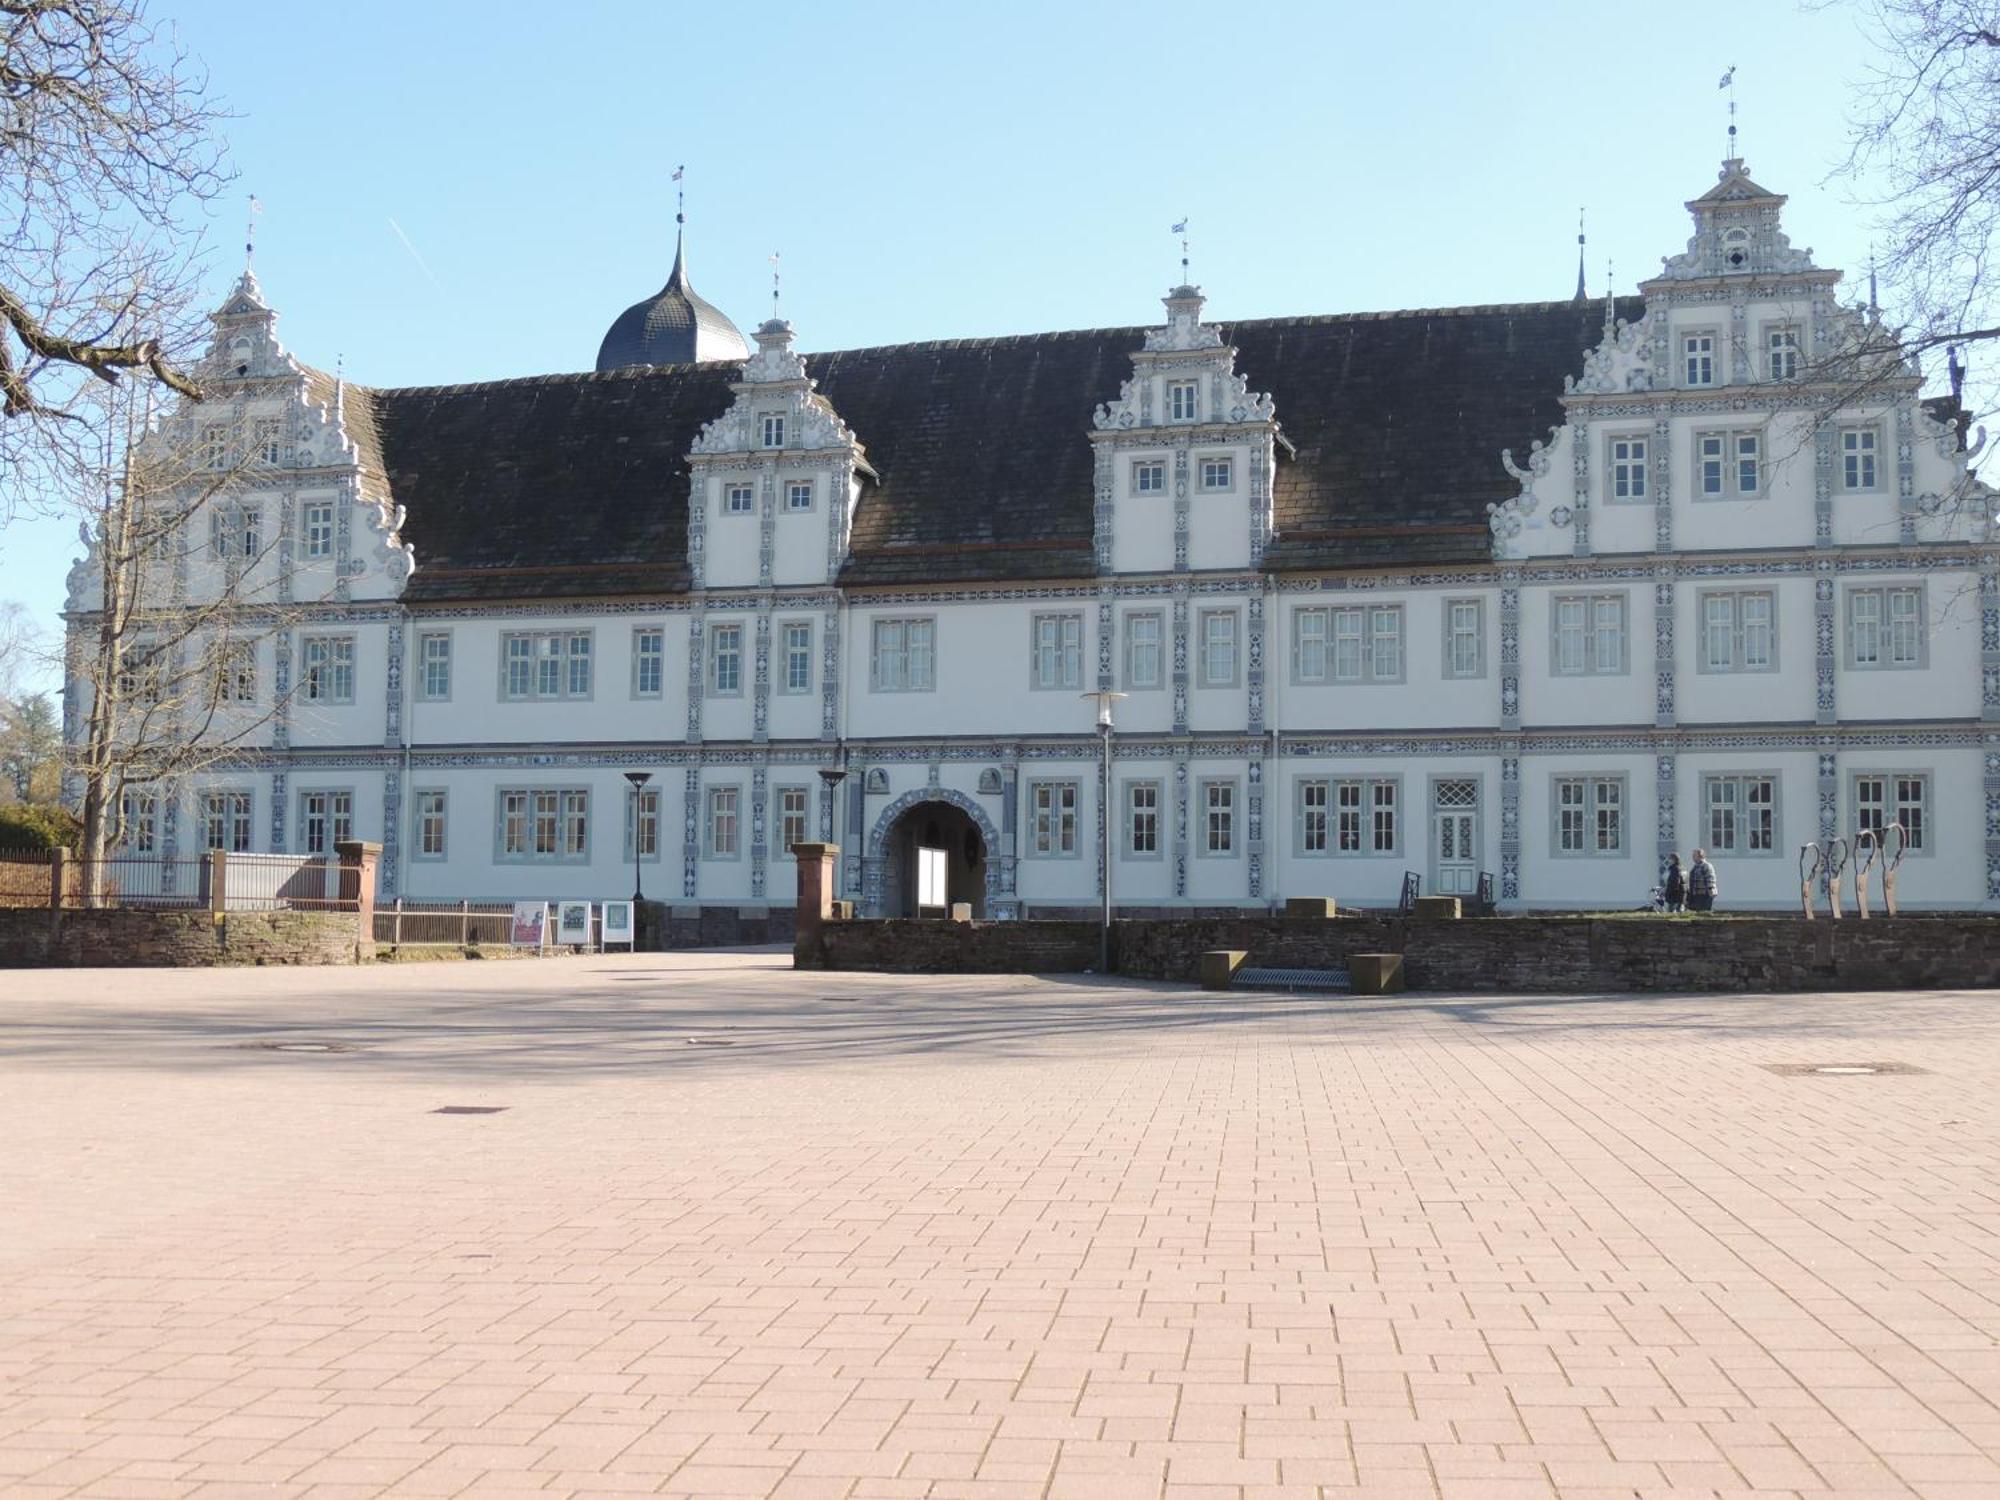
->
[[357, 297, 1642, 604], [595, 232, 750, 373]]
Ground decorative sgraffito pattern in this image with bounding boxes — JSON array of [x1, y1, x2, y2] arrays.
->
[[685, 612, 705, 745], [1171, 589, 1190, 733], [1500, 749, 1521, 899], [380, 767, 401, 900], [1981, 558, 2000, 722], [758, 471, 776, 588], [268, 770, 287, 853], [1097, 590, 1114, 692], [749, 764, 767, 900], [1654, 576, 1675, 728], [820, 601, 841, 742], [1499, 579, 1521, 731], [1572, 423, 1591, 557], [1896, 405, 1917, 547], [1655, 751, 1675, 875], [1653, 415, 1674, 554], [682, 766, 700, 900], [1246, 584, 1266, 733], [687, 474, 707, 589], [1985, 739, 2000, 901], [383, 622, 403, 750], [1814, 566, 1837, 725], [752, 609, 771, 744], [1091, 444, 1114, 574], [1813, 425, 1835, 547], [864, 785, 1005, 917], [272, 632, 292, 751], [1172, 747, 1190, 899], [1173, 446, 1191, 574], [1818, 747, 1839, 848], [1246, 756, 1264, 900]]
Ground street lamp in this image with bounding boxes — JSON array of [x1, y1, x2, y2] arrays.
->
[[1079, 691, 1127, 973], [817, 740, 848, 842], [622, 770, 653, 904]]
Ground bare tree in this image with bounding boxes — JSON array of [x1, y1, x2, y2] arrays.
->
[[1, 0, 230, 519]]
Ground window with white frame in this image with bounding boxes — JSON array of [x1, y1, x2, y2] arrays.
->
[[1197, 610, 1238, 687], [1608, 435, 1648, 501], [1552, 593, 1627, 676], [1840, 425, 1880, 490], [1683, 330, 1716, 386], [298, 788, 354, 856], [200, 422, 228, 469], [1696, 430, 1762, 497], [214, 639, 256, 702], [300, 634, 355, 704], [632, 627, 664, 698], [418, 632, 451, 701], [724, 482, 754, 514], [705, 786, 740, 857], [1698, 590, 1776, 673], [1132, 460, 1165, 494], [1298, 779, 1330, 855], [760, 412, 785, 447], [1854, 772, 1929, 852], [625, 785, 660, 861], [1199, 456, 1232, 491], [1029, 781, 1079, 856], [1703, 774, 1777, 855], [1767, 324, 1802, 380], [1124, 611, 1163, 689], [709, 622, 744, 695], [776, 786, 810, 854], [1167, 380, 1197, 421], [785, 480, 813, 512], [253, 417, 281, 466], [1295, 605, 1402, 684], [870, 617, 935, 692], [1030, 612, 1083, 690], [415, 790, 447, 859], [210, 502, 262, 558], [120, 787, 158, 853], [1201, 780, 1236, 856], [1125, 781, 1161, 857], [498, 788, 589, 862], [202, 790, 253, 852], [1325, 778, 1398, 854], [1847, 585, 1925, 669], [780, 621, 812, 694], [502, 631, 592, 700], [1443, 598, 1485, 679], [301, 501, 333, 558], [1554, 776, 1624, 855]]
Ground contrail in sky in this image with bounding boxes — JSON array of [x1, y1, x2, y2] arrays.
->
[[387, 217, 442, 289]]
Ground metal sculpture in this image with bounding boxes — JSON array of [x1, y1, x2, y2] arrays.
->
[[1880, 821, 1907, 916], [1798, 841, 1822, 919], [1852, 822, 1907, 919], [1799, 837, 1852, 920]]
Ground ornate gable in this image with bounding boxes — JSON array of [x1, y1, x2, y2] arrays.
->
[[1658, 158, 1814, 281]]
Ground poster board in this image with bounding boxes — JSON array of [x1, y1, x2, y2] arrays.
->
[[916, 846, 948, 913], [509, 901, 548, 949], [556, 900, 592, 948], [601, 900, 635, 950]]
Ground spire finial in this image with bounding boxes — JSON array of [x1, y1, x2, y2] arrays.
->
[[1604, 258, 1617, 334], [672, 163, 684, 227], [245, 194, 262, 272], [769, 251, 781, 321], [1574, 207, 1588, 302], [1171, 216, 1190, 284], [1718, 65, 1739, 160]]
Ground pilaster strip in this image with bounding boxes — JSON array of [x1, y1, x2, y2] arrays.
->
[[1171, 587, 1190, 733], [750, 762, 767, 900], [1814, 563, 1837, 726], [1499, 746, 1521, 900], [685, 610, 704, 744], [998, 747, 1019, 917], [1172, 744, 1190, 899], [1813, 425, 1835, 547], [1246, 754, 1264, 901], [1655, 750, 1675, 879], [682, 766, 700, 899], [1653, 415, 1673, 554], [1980, 555, 2000, 722], [268, 770, 287, 854], [752, 606, 771, 744], [1172, 445, 1190, 573], [1572, 424, 1591, 557], [844, 763, 864, 900], [1498, 576, 1521, 732], [1984, 735, 2000, 902], [820, 600, 841, 741], [1817, 745, 1839, 849], [757, 470, 776, 588], [1653, 575, 1675, 728], [687, 473, 707, 588], [1097, 588, 1114, 692], [380, 767, 401, 899], [1896, 405, 1917, 546], [1246, 581, 1266, 734], [1092, 444, 1114, 573]]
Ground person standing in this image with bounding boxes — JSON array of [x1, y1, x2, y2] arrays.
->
[[1687, 848, 1718, 913], [1663, 854, 1686, 913]]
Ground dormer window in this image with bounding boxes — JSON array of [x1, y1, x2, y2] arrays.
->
[[1767, 325, 1801, 381], [785, 480, 813, 512], [1132, 460, 1165, 494], [1167, 380, 1198, 422], [760, 412, 785, 448], [1683, 332, 1716, 387], [253, 418, 281, 466], [724, 483, 754, 515]]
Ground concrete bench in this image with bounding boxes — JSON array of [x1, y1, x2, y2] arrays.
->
[[1348, 952, 1405, 994], [1199, 950, 1247, 991]]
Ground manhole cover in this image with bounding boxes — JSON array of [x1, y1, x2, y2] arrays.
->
[[431, 1105, 508, 1115], [236, 1040, 356, 1054], [1763, 1062, 1928, 1077]]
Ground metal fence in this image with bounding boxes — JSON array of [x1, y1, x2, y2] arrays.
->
[[373, 899, 514, 947], [4, 849, 357, 911], [70, 856, 208, 908]]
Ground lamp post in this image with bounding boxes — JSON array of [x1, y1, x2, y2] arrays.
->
[[1079, 691, 1127, 973], [622, 770, 653, 904], [817, 741, 848, 843]]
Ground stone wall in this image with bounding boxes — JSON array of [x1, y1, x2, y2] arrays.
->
[[813, 918, 1101, 975], [0, 907, 363, 968]]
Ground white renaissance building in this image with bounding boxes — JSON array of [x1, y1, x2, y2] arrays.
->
[[65, 157, 2000, 928]]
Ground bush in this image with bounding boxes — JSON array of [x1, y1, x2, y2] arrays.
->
[[0, 802, 80, 852]]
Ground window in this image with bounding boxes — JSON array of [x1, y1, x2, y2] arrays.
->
[[117, 644, 164, 704], [625, 786, 660, 861], [1167, 380, 1197, 421], [202, 790, 253, 853], [1197, 610, 1238, 687], [210, 503, 262, 559], [502, 631, 592, 700], [1124, 611, 1164, 689], [200, 423, 228, 470], [724, 482, 754, 515], [1854, 773, 1929, 852], [1703, 774, 1777, 855], [1608, 435, 1648, 501], [1199, 456, 1233, 491], [1313, 778, 1399, 855], [1029, 781, 1079, 856], [780, 621, 812, 694], [1847, 585, 1925, 669], [1683, 331, 1716, 386], [1696, 431, 1762, 497], [499, 789, 590, 862], [703, 786, 740, 858], [709, 623, 744, 695], [761, 413, 785, 447], [1125, 781, 1161, 857], [1840, 425, 1880, 490], [300, 635, 355, 705], [1698, 590, 1776, 673], [1200, 780, 1236, 856], [418, 632, 451, 701], [120, 788, 158, 853], [1554, 776, 1624, 855], [1294, 605, 1403, 684], [1030, 612, 1083, 690], [631, 627, 663, 698], [1767, 325, 1801, 380], [301, 502, 333, 559], [1298, 780, 1329, 855], [1132, 460, 1165, 494], [253, 417, 281, 466], [415, 790, 447, 859], [871, 617, 935, 692], [298, 789, 354, 856], [1443, 598, 1485, 679], [776, 786, 810, 854], [214, 639, 256, 702], [1552, 593, 1627, 676], [785, 480, 813, 512]]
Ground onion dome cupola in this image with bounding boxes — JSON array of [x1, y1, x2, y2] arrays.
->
[[595, 218, 750, 371]]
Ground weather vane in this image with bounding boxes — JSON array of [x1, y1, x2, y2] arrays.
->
[[770, 251, 781, 321], [246, 194, 262, 271], [672, 163, 684, 226], [1172, 217, 1189, 283], [1718, 65, 1739, 158]]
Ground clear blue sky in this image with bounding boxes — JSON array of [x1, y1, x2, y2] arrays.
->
[[2, 0, 1888, 693]]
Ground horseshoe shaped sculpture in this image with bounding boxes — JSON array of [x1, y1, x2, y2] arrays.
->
[[1824, 835, 1851, 920], [1799, 841, 1823, 919], [1880, 821, 1907, 916]]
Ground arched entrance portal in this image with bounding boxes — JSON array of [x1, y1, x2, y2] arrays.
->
[[880, 800, 988, 918]]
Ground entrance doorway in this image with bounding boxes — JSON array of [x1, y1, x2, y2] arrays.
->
[[1431, 779, 1479, 897], [880, 800, 988, 917]]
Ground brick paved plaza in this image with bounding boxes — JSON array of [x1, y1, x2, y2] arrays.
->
[[2, 953, 1997, 1499]]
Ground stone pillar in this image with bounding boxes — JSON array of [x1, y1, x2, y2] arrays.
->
[[335, 840, 381, 963], [791, 841, 839, 970]]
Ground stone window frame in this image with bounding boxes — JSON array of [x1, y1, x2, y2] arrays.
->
[[1130, 458, 1167, 495], [1838, 422, 1885, 493], [1694, 588, 1779, 675], [416, 630, 453, 703], [1442, 597, 1486, 680], [296, 786, 356, 857], [777, 619, 814, 695], [1692, 426, 1766, 500], [494, 787, 592, 865], [759, 412, 786, 449], [774, 784, 811, 857], [1292, 603, 1405, 685], [1296, 776, 1402, 858], [1122, 609, 1165, 691], [300, 500, 335, 559], [1195, 607, 1240, 689], [723, 480, 756, 515], [252, 416, 282, 466], [1550, 592, 1629, 677], [1166, 379, 1199, 422], [1604, 431, 1650, 503], [300, 633, 357, 706], [1197, 454, 1235, 493], [784, 478, 815, 513], [704, 784, 743, 860], [119, 786, 160, 854], [1844, 582, 1928, 671], [1550, 774, 1627, 858], [1763, 321, 1803, 381], [500, 630, 594, 702], [1123, 778, 1164, 860], [708, 620, 747, 697], [1699, 772, 1781, 858], [1028, 610, 1085, 692], [1027, 779, 1081, 858], [631, 625, 665, 700], [411, 788, 448, 861], [624, 784, 662, 864], [200, 787, 255, 853], [1681, 327, 1720, 388], [1850, 769, 1933, 856], [869, 616, 937, 693], [1198, 777, 1239, 858], [210, 637, 257, 704]]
